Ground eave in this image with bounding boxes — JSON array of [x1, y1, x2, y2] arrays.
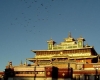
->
[[26, 58, 51, 61], [69, 56, 97, 59], [31, 47, 93, 53]]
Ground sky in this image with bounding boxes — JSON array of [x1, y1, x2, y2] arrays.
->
[[0, 0, 100, 71]]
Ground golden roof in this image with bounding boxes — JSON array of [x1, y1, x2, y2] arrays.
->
[[77, 36, 85, 41], [47, 38, 56, 44], [64, 32, 75, 42]]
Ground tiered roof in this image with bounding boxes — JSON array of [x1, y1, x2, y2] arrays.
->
[[27, 32, 98, 62], [32, 32, 93, 52]]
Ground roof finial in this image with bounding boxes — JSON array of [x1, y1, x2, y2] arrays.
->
[[68, 31, 71, 38], [50, 37, 52, 40], [20, 60, 23, 65], [80, 35, 82, 38]]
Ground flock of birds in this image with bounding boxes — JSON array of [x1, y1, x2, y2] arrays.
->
[[10, 0, 63, 31], [7, 0, 66, 41]]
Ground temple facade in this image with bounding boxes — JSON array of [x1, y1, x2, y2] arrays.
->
[[3, 32, 100, 80]]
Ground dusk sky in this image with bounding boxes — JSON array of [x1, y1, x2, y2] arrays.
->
[[0, 0, 100, 71]]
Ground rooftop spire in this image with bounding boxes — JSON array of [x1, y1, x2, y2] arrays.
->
[[68, 31, 71, 38], [20, 60, 23, 65], [50, 37, 53, 40]]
